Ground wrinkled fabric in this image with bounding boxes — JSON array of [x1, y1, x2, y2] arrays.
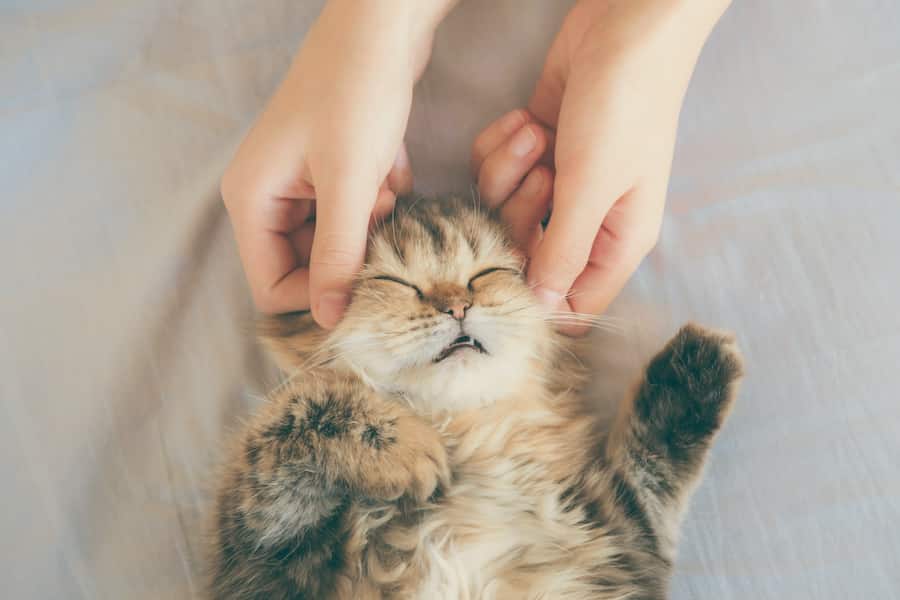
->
[[1, 1, 898, 598]]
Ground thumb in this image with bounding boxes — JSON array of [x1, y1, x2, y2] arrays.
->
[[527, 155, 624, 311], [529, 70, 564, 129], [309, 168, 378, 328], [527, 27, 568, 128]]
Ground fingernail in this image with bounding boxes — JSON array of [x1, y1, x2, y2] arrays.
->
[[523, 168, 544, 196], [533, 286, 564, 309], [510, 126, 537, 158], [316, 292, 349, 328], [500, 109, 527, 134]]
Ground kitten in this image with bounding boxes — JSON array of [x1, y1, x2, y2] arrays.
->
[[209, 195, 742, 599]]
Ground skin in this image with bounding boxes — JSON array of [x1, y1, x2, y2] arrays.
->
[[222, 0, 731, 332]]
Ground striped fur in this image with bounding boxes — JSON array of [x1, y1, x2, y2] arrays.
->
[[208, 196, 743, 599]]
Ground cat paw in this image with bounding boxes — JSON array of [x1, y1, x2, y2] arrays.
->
[[359, 415, 450, 503], [639, 323, 743, 433], [647, 323, 743, 397], [396, 415, 451, 502]]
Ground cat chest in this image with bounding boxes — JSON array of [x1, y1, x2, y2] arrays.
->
[[405, 439, 599, 598]]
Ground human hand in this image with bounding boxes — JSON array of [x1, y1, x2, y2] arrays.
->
[[221, 0, 454, 328], [473, 0, 730, 334]]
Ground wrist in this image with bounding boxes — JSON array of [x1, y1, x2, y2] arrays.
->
[[324, 0, 457, 38], [319, 0, 458, 78]]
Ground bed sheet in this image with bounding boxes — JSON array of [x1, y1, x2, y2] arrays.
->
[[2, 1, 898, 598]]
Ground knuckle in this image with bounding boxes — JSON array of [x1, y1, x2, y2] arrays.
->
[[220, 165, 260, 211]]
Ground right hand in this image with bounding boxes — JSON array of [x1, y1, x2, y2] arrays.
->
[[221, 1, 443, 328]]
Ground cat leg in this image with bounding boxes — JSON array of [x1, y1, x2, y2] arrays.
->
[[209, 379, 449, 599], [603, 323, 743, 560]]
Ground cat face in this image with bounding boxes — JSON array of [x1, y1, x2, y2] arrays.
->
[[331, 196, 551, 413]]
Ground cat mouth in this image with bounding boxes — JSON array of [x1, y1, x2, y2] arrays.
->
[[433, 335, 487, 363]]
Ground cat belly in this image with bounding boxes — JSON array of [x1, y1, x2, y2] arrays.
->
[[395, 409, 615, 599], [407, 474, 622, 600]]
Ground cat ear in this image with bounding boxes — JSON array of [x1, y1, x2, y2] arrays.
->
[[256, 312, 327, 373]]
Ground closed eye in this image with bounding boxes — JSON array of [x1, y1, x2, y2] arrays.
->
[[369, 275, 424, 299], [467, 267, 521, 290]]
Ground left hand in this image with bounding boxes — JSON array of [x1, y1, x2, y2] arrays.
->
[[472, 0, 731, 334]]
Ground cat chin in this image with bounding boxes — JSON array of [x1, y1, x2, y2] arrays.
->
[[386, 351, 530, 415], [344, 348, 529, 414], [338, 324, 544, 415]]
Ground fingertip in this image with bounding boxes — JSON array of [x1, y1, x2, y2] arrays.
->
[[531, 285, 567, 312], [371, 187, 397, 227], [310, 178, 376, 328], [388, 145, 413, 195], [471, 108, 530, 174], [526, 223, 589, 307], [478, 124, 550, 207], [313, 290, 350, 329], [557, 321, 590, 338]]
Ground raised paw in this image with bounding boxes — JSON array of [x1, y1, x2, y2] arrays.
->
[[636, 323, 743, 444], [647, 323, 743, 400]]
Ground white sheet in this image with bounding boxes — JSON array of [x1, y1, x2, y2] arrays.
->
[[2, 1, 898, 598]]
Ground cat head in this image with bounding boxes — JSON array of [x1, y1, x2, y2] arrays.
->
[[261, 196, 560, 414]]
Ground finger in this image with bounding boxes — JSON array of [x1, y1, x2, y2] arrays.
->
[[309, 167, 379, 328], [288, 221, 316, 266], [526, 154, 629, 310], [528, 52, 566, 129], [500, 166, 553, 254], [470, 109, 529, 174], [235, 223, 311, 313], [536, 127, 556, 169], [561, 232, 639, 336], [387, 144, 413, 196], [477, 124, 548, 208], [256, 264, 311, 315], [370, 186, 397, 227], [567, 189, 661, 316], [224, 191, 311, 313], [261, 196, 314, 234]]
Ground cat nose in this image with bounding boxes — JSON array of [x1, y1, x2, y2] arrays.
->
[[444, 302, 470, 321]]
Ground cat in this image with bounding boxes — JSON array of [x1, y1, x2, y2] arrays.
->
[[208, 195, 743, 599]]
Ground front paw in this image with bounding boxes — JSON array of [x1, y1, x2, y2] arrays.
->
[[647, 323, 743, 401], [639, 323, 743, 436], [358, 414, 450, 503]]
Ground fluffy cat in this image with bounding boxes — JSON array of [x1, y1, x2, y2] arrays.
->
[[209, 195, 742, 599]]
